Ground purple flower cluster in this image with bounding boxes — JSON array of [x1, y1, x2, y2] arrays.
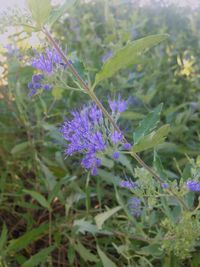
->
[[186, 180, 200, 192], [31, 48, 63, 74], [119, 180, 137, 189], [109, 95, 128, 114], [128, 196, 142, 217], [28, 48, 72, 96], [28, 74, 52, 96], [60, 97, 130, 175]]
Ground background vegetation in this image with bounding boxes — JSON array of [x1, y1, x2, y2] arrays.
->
[[0, 0, 200, 266]]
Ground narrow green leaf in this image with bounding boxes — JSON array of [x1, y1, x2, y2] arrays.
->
[[95, 34, 168, 85], [27, 0, 51, 27], [133, 124, 170, 153], [23, 189, 50, 210], [133, 103, 163, 144], [7, 223, 48, 252], [97, 246, 117, 267], [73, 241, 99, 263], [0, 224, 7, 252], [21, 246, 55, 267], [95, 206, 121, 230]]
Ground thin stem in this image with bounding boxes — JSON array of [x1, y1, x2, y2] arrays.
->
[[42, 27, 188, 210]]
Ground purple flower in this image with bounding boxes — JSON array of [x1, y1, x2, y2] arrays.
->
[[101, 51, 113, 63], [161, 183, 169, 189], [186, 180, 200, 192], [31, 48, 63, 74], [32, 74, 44, 83], [43, 84, 52, 90], [27, 73, 53, 96], [33, 83, 42, 89], [109, 95, 128, 114], [128, 196, 142, 217], [60, 98, 131, 175], [111, 131, 123, 144], [119, 180, 137, 189], [123, 143, 132, 150], [113, 151, 120, 160], [61, 104, 106, 175]]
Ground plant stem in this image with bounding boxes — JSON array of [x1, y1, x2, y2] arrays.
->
[[42, 27, 188, 210]]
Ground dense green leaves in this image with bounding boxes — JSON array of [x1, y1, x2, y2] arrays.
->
[[95, 34, 168, 85]]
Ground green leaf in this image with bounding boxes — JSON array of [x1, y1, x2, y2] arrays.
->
[[23, 189, 50, 210], [95, 34, 168, 85], [7, 223, 48, 252], [133, 103, 163, 144], [27, 0, 52, 27], [141, 244, 163, 257], [74, 219, 111, 235], [133, 124, 170, 153], [95, 206, 121, 230], [0, 224, 7, 252], [11, 141, 29, 155], [73, 241, 99, 263], [47, 0, 78, 27], [21, 246, 55, 267], [97, 246, 117, 267]]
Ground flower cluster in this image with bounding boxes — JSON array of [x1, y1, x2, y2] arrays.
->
[[60, 97, 130, 175], [128, 196, 142, 217], [119, 180, 137, 189], [28, 48, 71, 96], [28, 74, 52, 96], [186, 180, 200, 192], [31, 48, 63, 74]]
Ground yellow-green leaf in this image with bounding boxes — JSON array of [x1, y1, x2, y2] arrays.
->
[[27, 0, 51, 27]]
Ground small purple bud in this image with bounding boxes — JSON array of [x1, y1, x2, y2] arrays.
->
[[33, 83, 42, 89], [123, 143, 132, 150], [43, 84, 52, 90], [91, 167, 98, 176], [28, 89, 36, 97], [113, 151, 120, 160], [28, 82, 34, 89], [161, 183, 169, 189], [32, 74, 44, 83]]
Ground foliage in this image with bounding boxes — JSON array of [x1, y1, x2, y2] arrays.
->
[[1, 0, 200, 266]]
